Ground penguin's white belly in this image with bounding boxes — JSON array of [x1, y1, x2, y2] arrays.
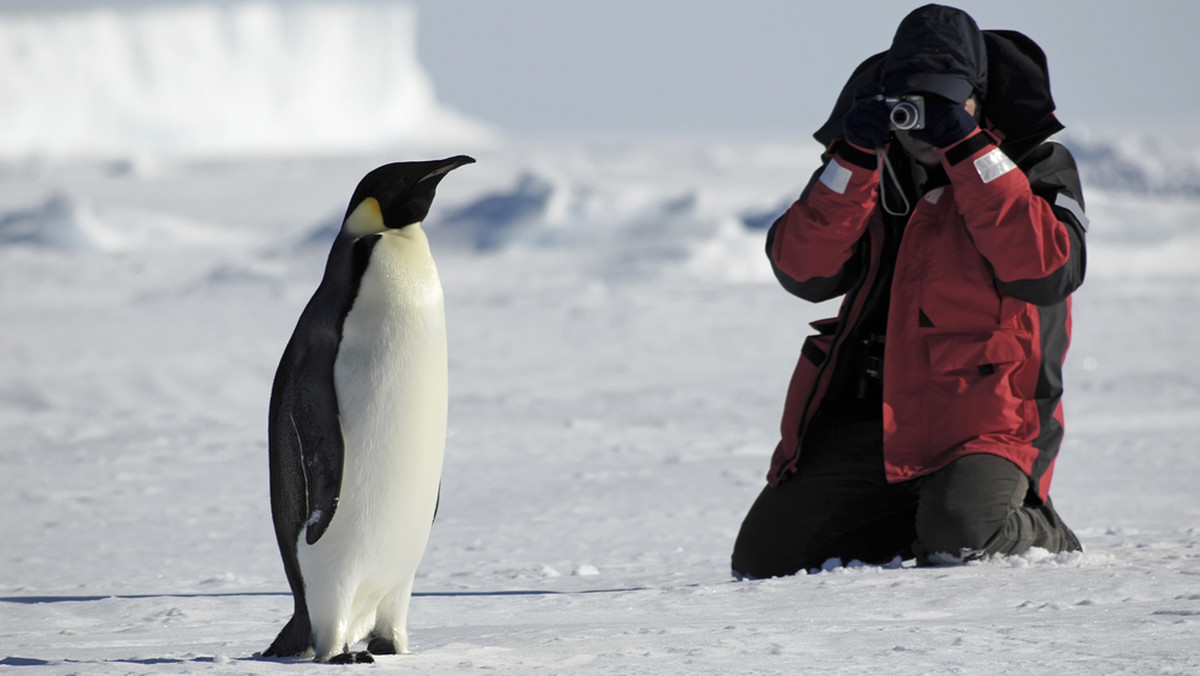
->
[[296, 228, 447, 653]]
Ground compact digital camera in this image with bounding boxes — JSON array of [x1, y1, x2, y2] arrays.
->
[[875, 94, 926, 131]]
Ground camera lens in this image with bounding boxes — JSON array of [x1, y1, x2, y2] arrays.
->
[[890, 102, 919, 131]]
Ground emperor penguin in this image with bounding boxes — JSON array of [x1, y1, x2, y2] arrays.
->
[[263, 155, 475, 664]]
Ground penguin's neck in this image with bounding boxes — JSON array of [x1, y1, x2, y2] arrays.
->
[[359, 224, 443, 311], [334, 221, 447, 445]]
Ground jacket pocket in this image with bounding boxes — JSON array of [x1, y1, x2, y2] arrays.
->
[[921, 330, 1033, 450], [800, 318, 840, 366], [926, 330, 1026, 375]]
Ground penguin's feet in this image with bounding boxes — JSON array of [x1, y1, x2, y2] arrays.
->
[[325, 651, 374, 664], [367, 637, 398, 655]]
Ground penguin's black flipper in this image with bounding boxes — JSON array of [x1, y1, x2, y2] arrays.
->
[[300, 424, 343, 546], [292, 352, 344, 546]]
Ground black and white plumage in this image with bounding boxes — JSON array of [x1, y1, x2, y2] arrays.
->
[[263, 156, 474, 664]]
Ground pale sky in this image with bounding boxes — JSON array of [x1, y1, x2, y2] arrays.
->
[[405, 0, 1196, 137], [3, 0, 1194, 138]]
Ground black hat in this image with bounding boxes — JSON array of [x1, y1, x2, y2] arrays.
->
[[881, 4, 988, 103]]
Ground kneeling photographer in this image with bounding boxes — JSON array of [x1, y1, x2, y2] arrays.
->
[[732, 4, 1089, 578]]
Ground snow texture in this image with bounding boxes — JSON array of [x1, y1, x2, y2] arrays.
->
[[1, 2, 1198, 674]]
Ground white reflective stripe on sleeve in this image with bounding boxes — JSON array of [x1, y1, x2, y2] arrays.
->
[[1054, 192, 1089, 230], [818, 157, 853, 194], [973, 147, 1017, 184]]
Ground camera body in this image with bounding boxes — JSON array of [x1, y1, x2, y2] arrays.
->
[[875, 94, 926, 131]]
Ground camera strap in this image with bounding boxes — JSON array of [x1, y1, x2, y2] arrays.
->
[[875, 149, 911, 217]]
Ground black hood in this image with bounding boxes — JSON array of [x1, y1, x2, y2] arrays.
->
[[815, 29, 1063, 162], [881, 4, 988, 104]]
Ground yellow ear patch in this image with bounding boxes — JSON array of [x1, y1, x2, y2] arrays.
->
[[343, 197, 386, 237]]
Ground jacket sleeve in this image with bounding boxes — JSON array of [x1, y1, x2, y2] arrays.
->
[[766, 143, 880, 302], [940, 131, 1087, 306]]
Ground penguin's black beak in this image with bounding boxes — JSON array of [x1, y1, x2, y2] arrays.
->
[[417, 155, 476, 186]]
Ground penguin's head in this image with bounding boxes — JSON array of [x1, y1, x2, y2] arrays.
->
[[341, 155, 475, 237]]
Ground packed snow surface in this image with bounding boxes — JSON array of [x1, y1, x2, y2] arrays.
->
[[1, 132, 1198, 674]]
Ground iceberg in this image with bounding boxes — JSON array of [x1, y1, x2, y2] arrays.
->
[[0, 1, 493, 158]]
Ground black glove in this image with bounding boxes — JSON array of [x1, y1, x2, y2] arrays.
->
[[841, 83, 891, 151], [909, 94, 978, 148]]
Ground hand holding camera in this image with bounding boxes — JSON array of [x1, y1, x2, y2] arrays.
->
[[841, 84, 892, 151], [908, 94, 978, 148], [844, 83, 980, 153]]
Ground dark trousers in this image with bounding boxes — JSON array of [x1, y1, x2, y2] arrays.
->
[[731, 419, 1080, 579]]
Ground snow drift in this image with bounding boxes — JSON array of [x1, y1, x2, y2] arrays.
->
[[0, 193, 115, 251], [0, 1, 492, 159], [4, 133, 1199, 291]]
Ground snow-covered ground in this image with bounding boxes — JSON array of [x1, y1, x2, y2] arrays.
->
[[2, 134, 1198, 674], [2, 2, 1199, 674]]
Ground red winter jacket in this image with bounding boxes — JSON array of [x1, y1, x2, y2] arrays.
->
[[765, 31, 1088, 501]]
